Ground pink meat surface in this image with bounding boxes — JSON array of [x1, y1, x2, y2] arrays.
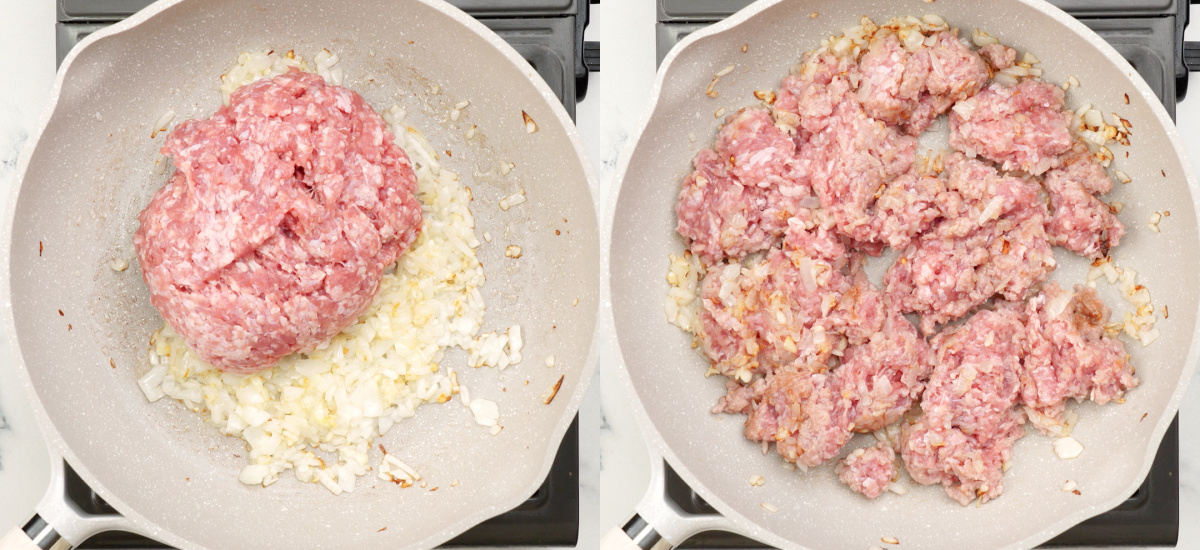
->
[[135, 70, 422, 373], [858, 32, 989, 135], [885, 154, 1054, 333], [676, 109, 811, 264], [800, 97, 918, 247], [901, 306, 1028, 505], [744, 369, 853, 467], [978, 44, 1017, 70], [838, 442, 897, 499], [949, 79, 1074, 175], [1043, 145, 1125, 258], [774, 52, 861, 134], [901, 417, 1024, 506], [696, 222, 883, 379], [675, 30, 1143, 507], [833, 312, 934, 432], [1021, 282, 1137, 428], [869, 171, 947, 250]]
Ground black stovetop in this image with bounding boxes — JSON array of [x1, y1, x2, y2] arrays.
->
[[656, 1, 1187, 547], [54, 1, 597, 547]]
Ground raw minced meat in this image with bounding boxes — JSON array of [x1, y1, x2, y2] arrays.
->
[[774, 52, 861, 134], [671, 16, 1142, 507], [833, 311, 934, 432], [1043, 144, 1125, 258], [901, 416, 1024, 506], [717, 107, 809, 191], [922, 305, 1026, 436], [676, 108, 812, 264], [745, 368, 853, 467], [135, 69, 422, 373], [838, 442, 897, 499], [869, 171, 946, 250], [696, 222, 883, 380], [1021, 282, 1137, 429], [885, 154, 1054, 334], [978, 44, 1017, 70], [858, 31, 990, 135], [949, 79, 1074, 175], [902, 306, 1028, 505], [801, 97, 918, 247]]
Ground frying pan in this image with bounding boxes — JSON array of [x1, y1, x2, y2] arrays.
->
[[0, 0, 599, 548], [605, 0, 1200, 548]]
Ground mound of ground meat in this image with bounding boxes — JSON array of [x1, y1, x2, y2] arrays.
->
[[902, 306, 1027, 505], [774, 52, 861, 135], [1043, 144, 1126, 258], [697, 222, 884, 381], [676, 108, 812, 264], [838, 443, 897, 499], [833, 312, 934, 432], [1021, 282, 1137, 429], [135, 69, 422, 374], [858, 31, 990, 136], [800, 96, 918, 249], [744, 368, 853, 467], [672, 18, 1137, 506], [949, 79, 1074, 175], [885, 154, 1053, 334]]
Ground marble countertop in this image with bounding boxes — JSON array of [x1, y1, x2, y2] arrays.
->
[[0, 0, 1195, 548]]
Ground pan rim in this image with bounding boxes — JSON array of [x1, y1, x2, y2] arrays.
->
[[0, 0, 601, 547], [604, 0, 1200, 548]]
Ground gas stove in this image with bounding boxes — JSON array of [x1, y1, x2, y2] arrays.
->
[[52, 1, 598, 547], [655, 0, 1189, 547]]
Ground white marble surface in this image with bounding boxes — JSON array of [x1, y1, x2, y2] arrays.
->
[[0, 0, 1196, 548]]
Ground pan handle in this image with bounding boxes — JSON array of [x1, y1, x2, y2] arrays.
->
[[15, 459, 146, 549], [601, 458, 750, 549], [598, 514, 671, 550], [0, 524, 48, 550], [1, 515, 70, 550]]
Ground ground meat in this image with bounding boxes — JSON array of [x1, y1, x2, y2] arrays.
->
[[923, 306, 1026, 435], [696, 223, 880, 379], [949, 79, 1074, 175], [901, 417, 1024, 506], [744, 368, 853, 467], [800, 97, 918, 247], [1021, 282, 1137, 429], [825, 265, 888, 348], [676, 109, 812, 264], [858, 32, 989, 135], [978, 44, 1016, 70], [833, 312, 934, 432], [869, 172, 946, 250], [717, 108, 809, 192], [1043, 144, 1125, 258], [838, 442, 897, 499], [774, 52, 861, 134], [901, 306, 1028, 505], [885, 155, 1054, 333], [135, 70, 422, 373], [712, 376, 768, 415], [676, 25, 1142, 507], [856, 33, 928, 128]]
